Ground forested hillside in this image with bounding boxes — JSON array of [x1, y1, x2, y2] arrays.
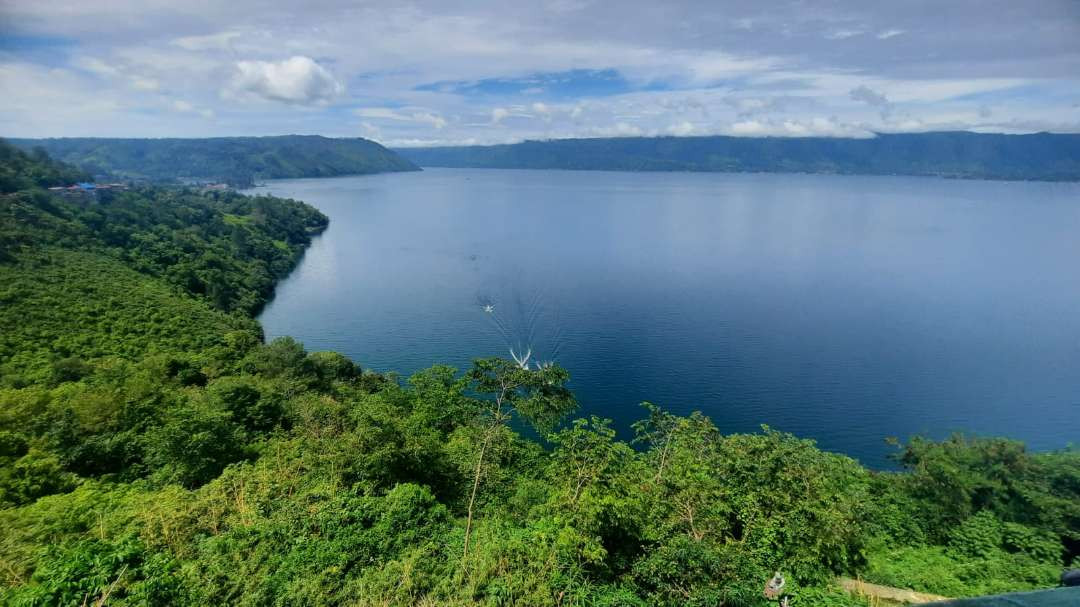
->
[[1, 143, 1077, 605], [397, 132, 1080, 181], [9, 135, 419, 186], [0, 143, 90, 193]]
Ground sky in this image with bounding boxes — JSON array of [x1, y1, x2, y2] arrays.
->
[[1, 1, 1079, 146]]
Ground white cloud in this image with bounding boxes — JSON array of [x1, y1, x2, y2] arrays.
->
[[825, 29, 865, 40], [545, 0, 592, 13], [2, 2, 1078, 141], [849, 85, 889, 107], [413, 112, 448, 129], [358, 121, 381, 136], [587, 121, 643, 137], [74, 57, 120, 78], [131, 77, 160, 91], [231, 56, 343, 104], [531, 102, 553, 122], [759, 70, 1034, 105], [0, 61, 222, 136], [355, 107, 448, 129], [729, 120, 766, 135], [386, 137, 487, 148], [667, 121, 696, 136], [172, 30, 243, 51], [849, 84, 892, 119], [673, 51, 777, 86], [880, 78, 1030, 104], [73, 56, 166, 93], [355, 108, 401, 119], [171, 99, 214, 119], [729, 117, 874, 138]]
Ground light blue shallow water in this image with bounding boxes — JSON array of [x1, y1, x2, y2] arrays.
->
[[255, 168, 1080, 467]]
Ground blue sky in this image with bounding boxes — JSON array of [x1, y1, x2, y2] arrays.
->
[[1, 1, 1078, 145], [415, 69, 650, 100]]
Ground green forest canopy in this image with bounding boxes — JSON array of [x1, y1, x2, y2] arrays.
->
[[1, 142, 1078, 605], [8, 135, 419, 187], [0, 143, 90, 194]]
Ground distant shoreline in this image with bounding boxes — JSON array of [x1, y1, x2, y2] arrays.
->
[[395, 131, 1080, 182], [401, 163, 1080, 184]]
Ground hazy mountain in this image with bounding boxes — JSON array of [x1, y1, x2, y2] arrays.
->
[[397, 132, 1080, 181], [10, 135, 419, 186]]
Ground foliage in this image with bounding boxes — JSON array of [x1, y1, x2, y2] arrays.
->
[[861, 544, 1060, 598], [1, 164, 328, 384], [0, 449, 78, 508], [0, 248, 258, 386], [0, 141, 89, 193], [856, 436, 1080, 597], [892, 435, 1080, 549]]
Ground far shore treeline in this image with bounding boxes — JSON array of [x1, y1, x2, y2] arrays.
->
[[1, 141, 1078, 605], [397, 131, 1080, 181], [7, 135, 419, 188], [11, 131, 1080, 188]]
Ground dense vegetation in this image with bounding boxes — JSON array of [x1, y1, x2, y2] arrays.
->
[[1, 144, 1077, 605], [397, 132, 1080, 181], [0, 144, 90, 194], [0, 140, 327, 382], [9, 135, 419, 187]]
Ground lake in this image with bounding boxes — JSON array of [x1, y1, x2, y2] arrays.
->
[[254, 168, 1080, 468]]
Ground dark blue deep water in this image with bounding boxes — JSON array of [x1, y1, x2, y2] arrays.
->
[[255, 168, 1080, 467]]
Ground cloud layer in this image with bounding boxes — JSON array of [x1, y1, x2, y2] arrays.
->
[[231, 56, 343, 104], [1, 1, 1078, 143]]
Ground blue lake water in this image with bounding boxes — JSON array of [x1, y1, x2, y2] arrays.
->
[[255, 168, 1080, 467]]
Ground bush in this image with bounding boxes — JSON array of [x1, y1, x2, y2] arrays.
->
[[146, 402, 245, 487], [208, 377, 283, 433], [0, 449, 78, 507]]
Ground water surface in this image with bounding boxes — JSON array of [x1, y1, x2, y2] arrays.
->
[[256, 169, 1080, 467]]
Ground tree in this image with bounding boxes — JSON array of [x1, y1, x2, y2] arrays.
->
[[631, 402, 684, 483], [146, 402, 245, 488], [0, 449, 78, 507], [549, 416, 627, 511], [461, 358, 576, 558], [208, 377, 282, 433], [633, 404, 727, 544]]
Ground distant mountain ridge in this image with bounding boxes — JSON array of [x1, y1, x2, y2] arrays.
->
[[9, 135, 419, 186], [396, 132, 1080, 181]]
